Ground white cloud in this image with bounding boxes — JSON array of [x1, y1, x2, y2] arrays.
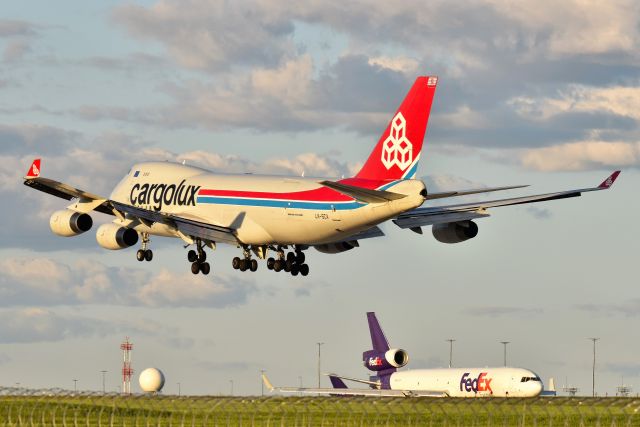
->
[[521, 141, 640, 171]]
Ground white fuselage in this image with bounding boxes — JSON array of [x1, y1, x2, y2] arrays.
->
[[389, 367, 543, 397], [108, 162, 426, 246]]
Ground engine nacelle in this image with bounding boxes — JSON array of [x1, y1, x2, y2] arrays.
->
[[49, 209, 93, 237], [362, 348, 409, 371], [314, 241, 359, 254], [96, 223, 139, 250], [432, 220, 478, 244]]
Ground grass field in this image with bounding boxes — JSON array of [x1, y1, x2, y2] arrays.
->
[[0, 394, 639, 426]]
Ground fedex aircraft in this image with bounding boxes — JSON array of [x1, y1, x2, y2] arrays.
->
[[23, 76, 619, 277], [263, 312, 544, 397]]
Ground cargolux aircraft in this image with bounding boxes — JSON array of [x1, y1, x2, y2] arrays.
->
[[263, 312, 544, 397], [23, 76, 620, 277]]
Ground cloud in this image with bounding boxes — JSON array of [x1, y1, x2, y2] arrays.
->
[[0, 20, 37, 38], [0, 308, 106, 343], [576, 299, 640, 318], [0, 257, 257, 308], [521, 141, 640, 171], [464, 306, 543, 317]]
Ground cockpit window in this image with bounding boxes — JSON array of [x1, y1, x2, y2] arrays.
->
[[520, 376, 542, 382]]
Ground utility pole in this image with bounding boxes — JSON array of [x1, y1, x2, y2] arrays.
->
[[588, 338, 599, 397], [73, 379, 78, 392], [260, 370, 266, 396], [446, 339, 455, 368], [317, 342, 324, 388], [500, 341, 510, 367], [177, 382, 181, 396], [100, 370, 107, 394], [229, 380, 233, 396]]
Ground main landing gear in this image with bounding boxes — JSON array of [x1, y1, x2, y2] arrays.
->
[[188, 239, 210, 275], [136, 232, 153, 262], [267, 247, 309, 276], [232, 247, 258, 272]]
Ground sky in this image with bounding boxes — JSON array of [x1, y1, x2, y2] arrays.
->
[[0, 0, 638, 396]]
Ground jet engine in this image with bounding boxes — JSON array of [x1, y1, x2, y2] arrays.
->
[[362, 348, 409, 371], [49, 209, 93, 237], [432, 220, 478, 244], [96, 223, 139, 250], [314, 240, 359, 254]]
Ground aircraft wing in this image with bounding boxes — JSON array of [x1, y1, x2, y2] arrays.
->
[[394, 171, 620, 230], [23, 159, 240, 245], [262, 374, 447, 397]]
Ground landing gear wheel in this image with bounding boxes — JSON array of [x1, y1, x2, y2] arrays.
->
[[188, 250, 198, 263], [232, 257, 241, 270], [286, 252, 296, 263], [291, 264, 300, 276], [273, 260, 283, 272], [239, 259, 248, 272], [198, 251, 207, 263], [267, 257, 275, 270], [295, 251, 305, 264], [136, 250, 145, 262], [144, 249, 153, 262], [250, 259, 258, 272], [299, 263, 309, 276], [284, 260, 292, 272], [200, 262, 210, 275], [191, 262, 200, 274]]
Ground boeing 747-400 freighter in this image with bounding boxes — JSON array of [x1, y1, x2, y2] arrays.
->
[[263, 312, 544, 397], [24, 76, 619, 276]]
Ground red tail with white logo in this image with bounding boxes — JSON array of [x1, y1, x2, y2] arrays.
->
[[355, 76, 438, 181]]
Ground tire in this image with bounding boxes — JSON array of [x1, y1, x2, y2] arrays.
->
[[250, 259, 258, 272], [239, 259, 248, 272], [267, 257, 275, 270], [286, 252, 296, 263], [273, 260, 283, 272], [295, 251, 305, 264], [136, 250, 145, 262], [284, 260, 292, 272], [198, 251, 207, 263], [144, 250, 153, 262], [300, 263, 309, 276], [232, 257, 241, 270], [191, 262, 200, 274], [200, 262, 210, 275], [291, 264, 299, 276], [188, 250, 198, 263]]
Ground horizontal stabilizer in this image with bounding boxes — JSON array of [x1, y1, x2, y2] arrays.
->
[[320, 180, 406, 204]]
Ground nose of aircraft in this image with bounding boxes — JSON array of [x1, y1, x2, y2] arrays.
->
[[533, 380, 543, 396]]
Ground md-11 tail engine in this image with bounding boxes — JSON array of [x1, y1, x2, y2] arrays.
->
[[432, 220, 478, 244], [49, 209, 93, 237], [314, 240, 359, 254], [363, 348, 409, 371], [96, 223, 139, 250]]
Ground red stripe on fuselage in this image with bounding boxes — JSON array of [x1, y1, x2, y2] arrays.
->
[[197, 178, 395, 202]]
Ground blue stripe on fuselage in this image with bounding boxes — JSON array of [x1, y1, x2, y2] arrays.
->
[[196, 196, 364, 210]]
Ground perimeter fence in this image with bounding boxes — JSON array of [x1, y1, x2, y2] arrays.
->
[[0, 387, 639, 426]]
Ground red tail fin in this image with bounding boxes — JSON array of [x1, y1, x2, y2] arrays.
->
[[355, 76, 437, 181]]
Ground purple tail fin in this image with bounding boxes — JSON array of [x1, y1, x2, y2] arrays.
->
[[367, 312, 390, 352], [329, 375, 348, 389]]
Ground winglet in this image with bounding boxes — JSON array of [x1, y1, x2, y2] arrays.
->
[[597, 171, 620, 189], [25, 159, 41, 179], [261, 373, 274, 392]]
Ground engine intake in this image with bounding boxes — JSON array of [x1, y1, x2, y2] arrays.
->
[[96, 223, 139, 250], [314, 240, 359, 254], [49, 210, 93, 237], [432, 220, 478, 244]]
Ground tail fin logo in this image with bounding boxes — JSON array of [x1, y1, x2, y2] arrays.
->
[[381, 112, 413, 171], [32, 163, 40, 177]]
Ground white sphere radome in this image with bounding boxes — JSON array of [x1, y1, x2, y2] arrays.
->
[[139, 368, 165, 392]]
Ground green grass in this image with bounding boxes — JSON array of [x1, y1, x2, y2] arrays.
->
[[0, 395, 639, 426]]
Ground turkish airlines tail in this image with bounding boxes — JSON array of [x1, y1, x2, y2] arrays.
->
[[355, 76, 438, 181]]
